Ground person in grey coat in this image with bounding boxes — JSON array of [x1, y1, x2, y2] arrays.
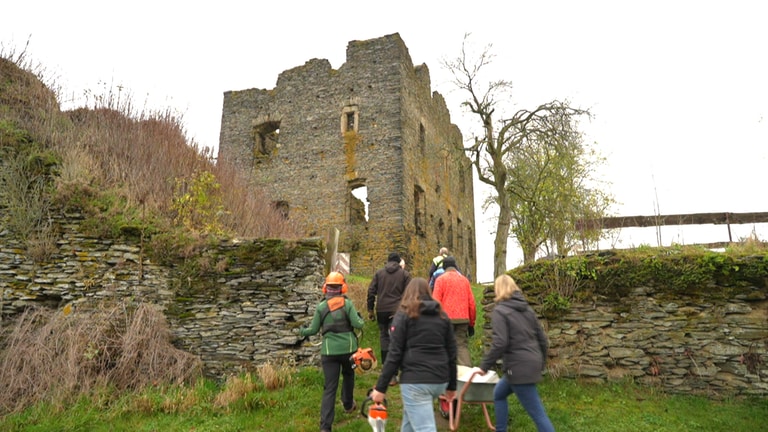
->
[[478, 274, 555, 432]]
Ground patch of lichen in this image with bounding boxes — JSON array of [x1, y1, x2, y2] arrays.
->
[[233, 238, 323, 271], [165, 238, 325, 313], [343, 131, 360, 178], [169, 265, 222, 300], [164, 297, 197, 321]]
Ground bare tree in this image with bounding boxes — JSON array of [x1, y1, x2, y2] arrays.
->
[[506, 118, 614, 263], [444, 35, 590, 277]]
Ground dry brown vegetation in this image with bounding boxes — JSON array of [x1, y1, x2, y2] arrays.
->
[[211, 361, 294, 410], [1, 41, 302, 247], [213, 374, 259, 409], [345, 278, 369, 314], [0, 302, 202, 415], [56, 86, 303, 240], [256, 360, 293, 391]]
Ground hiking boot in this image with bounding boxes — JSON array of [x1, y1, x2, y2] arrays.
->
[[344, 401, 357, 414]]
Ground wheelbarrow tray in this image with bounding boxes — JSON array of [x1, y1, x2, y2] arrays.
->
[[440, 365, 500, 430], [455, 365, 498, 401]]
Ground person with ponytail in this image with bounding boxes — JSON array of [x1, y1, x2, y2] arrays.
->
[[370, 277, 457, 431]]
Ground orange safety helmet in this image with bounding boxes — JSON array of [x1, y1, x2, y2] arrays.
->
[[322, 271, 348, 294]]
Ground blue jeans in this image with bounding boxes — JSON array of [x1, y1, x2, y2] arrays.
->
[[493, 376, 555, 432], [399, 382, 448, 432]]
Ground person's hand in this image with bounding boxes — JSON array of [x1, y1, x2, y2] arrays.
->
[[443, 389, 456, 402], [370, 388, 386, 403], [368, 310, 376, 321], [467, 326, 475, 337]]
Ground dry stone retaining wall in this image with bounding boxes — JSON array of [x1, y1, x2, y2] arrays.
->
[[481, 283, 768, 397], [0, 212, 325, 379]]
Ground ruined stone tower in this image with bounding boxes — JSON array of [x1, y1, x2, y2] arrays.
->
[[218, 33, 476, 279]]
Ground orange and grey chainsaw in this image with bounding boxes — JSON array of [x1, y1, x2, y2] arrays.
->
[[360, 389, 387, 432], [350, 347, 377, 374]]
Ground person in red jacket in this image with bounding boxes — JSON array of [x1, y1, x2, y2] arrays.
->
[[432, 256, 476, 366]]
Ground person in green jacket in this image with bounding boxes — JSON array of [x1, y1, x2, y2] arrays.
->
[[299, 271, 365, 432]]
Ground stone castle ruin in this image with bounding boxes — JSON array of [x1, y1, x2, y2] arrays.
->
[[218, 33, 476, 278]]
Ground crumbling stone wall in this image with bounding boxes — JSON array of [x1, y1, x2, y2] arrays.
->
[[480, 282, 768, 397], [218, 33, 476, 279], [0, 212, 326, 378]]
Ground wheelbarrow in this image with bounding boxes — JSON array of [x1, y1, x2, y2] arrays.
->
[[438, 365, 498, 431]]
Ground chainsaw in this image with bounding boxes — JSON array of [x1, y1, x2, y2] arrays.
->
[[350, 347, 377, 374], [360, 389, 387, 432]]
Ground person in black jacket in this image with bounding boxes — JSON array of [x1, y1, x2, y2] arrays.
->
[[367, 252, 411, 380], [478, 274, 555, 432], [370, 277, 457, 431]]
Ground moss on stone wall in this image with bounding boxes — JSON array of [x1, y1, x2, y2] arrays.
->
[[508, 246, 768, 312], [508, 245, 768, 306]]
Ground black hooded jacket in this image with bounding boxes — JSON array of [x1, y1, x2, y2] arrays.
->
[[479, 291, 549, 385], [367, 260, 411, 313], [374, 300, 457, 393]]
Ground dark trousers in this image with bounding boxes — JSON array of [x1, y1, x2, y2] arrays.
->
[[453, 322, 471, 366], [320, 353, 356, 430], [376, 311, 395, 364]]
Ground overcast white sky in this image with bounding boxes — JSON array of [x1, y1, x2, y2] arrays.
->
[[4, 1, 767, 282]]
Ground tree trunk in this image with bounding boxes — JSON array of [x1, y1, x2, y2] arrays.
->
[[494, 184, 511, 278], [522, 245, 537, 264]]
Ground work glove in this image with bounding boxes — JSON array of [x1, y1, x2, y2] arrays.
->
[[368, 310, 376, 321], [467, 326, 475, 337]]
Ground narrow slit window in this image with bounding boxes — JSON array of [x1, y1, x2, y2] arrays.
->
[[346, 112, 355, 131], [437, 218, 445, 248], [341, 106, 359, 134], [468, 227, 474, 260], [414, 185, 426, 237], [419, 123, 426, 155], [457, 218, 463, 255]]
